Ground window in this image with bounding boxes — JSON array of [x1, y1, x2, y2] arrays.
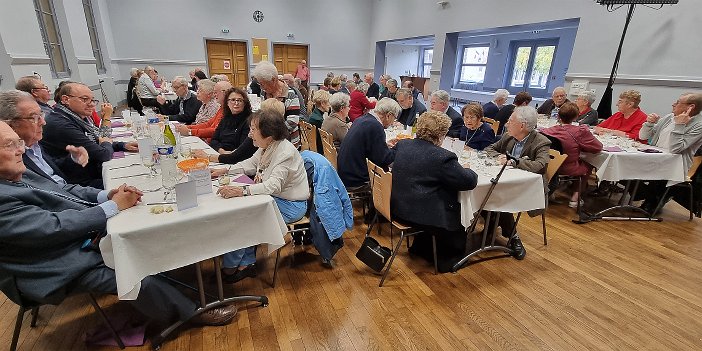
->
[[507, 40, 557, 95], [420, 48, 433, 78], [459, 46, 489, 84], [83, 0, 105, 74], [34, 0, 70, 77]]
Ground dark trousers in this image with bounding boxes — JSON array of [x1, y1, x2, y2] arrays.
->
[[482, 211, 515, 238], [405, 223, 467, 272], [68, 264, 197, 324]]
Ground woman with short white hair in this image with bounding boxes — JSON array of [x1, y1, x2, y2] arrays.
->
[[322, 92, 351, 147], [194, 79, 220, 124], [574, 90, 599, 126], [349, 82, 376, 122]]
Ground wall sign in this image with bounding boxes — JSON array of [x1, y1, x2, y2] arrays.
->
[[223, 60, 231, 70]]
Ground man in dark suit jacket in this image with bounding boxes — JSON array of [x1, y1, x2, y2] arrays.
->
[[0, 120, 237, 327], [337, 98, 400, 188], [484, 105, 551, 260], [482, 88, 509, 119], [537, 87, 570, 116], [391, 111, 478, 272], [41, 83, 139, 188], [155, 76, 202, 124], [364, 73, 380, 99], [429, 90, 463, 137], [396, 88, 427, 127]]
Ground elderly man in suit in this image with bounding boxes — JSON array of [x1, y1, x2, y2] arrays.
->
[[0, 90, 89, 184], [0, 120, 238, 328], [482, 89, 509, 119], [15, 75, 54, 116], [395, 88, 427, 127], [40, 83, 138, 188], [430, 90, 463, 138], [484, 105, 551, 260]]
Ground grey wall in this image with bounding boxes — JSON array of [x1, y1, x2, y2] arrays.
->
[[369, 0, 702, 113], [104, 0, 374, 92]]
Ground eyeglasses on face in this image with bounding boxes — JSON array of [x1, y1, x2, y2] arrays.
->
[[17, 112, 45, 124], [31, 85, 50, 92], [228, 98, 245, 104], [0, 139, 26, 151], [67, 95, 99, 105]]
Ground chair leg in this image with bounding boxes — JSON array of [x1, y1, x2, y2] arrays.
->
[[11, 306, 26, 351], [541, 211, 547, 246], [88, 294, 125, 350], [379, 230, 406, 287], [688, 184, 693, 221], [30, 307, 39, 327], [272, 247, 282, 288], [652, 187, 671, 218], [431, 234, 438, 275]]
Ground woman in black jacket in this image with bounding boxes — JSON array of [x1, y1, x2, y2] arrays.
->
[[206, 87, 257, 164]]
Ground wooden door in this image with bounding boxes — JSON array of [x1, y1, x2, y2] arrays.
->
[[206, 40, 249, 89], [272, 44, 308, 75]]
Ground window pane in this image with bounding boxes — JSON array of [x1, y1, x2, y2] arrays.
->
[[84, 5, 96, 29], [460, 65, 486, 84], [528, 46, 555, 89], [423, 64, 431, 78], [462, 46, 489, 64], [94, 50, 105, 72], [38, 0, 52, 12], [424, 49, 433, 64], [43, 13, 59, 43], [510, 46, 531, 87], [50, 45, 66, 72]]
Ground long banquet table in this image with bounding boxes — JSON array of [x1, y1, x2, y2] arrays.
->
[[99, 129, 287, 301]]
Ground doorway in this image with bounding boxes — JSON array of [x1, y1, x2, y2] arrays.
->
[[272, 44, 309, 75], [205, 39, 249, 89]]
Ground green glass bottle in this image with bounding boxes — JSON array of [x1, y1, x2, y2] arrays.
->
[[163, 117, 176, 146], [411, 113, 419, 136]]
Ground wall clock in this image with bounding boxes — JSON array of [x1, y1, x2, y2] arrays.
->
[[253, 10, 264, 23]]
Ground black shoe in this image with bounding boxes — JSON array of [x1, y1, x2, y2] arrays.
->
[[509, 236, 526, 260], [222, 264, 257, 284], [321, 258, 334, 269]]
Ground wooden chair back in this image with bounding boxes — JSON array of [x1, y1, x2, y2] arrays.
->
[[318, 128, 335, 147], [688, 156, 702, 180], [299, 121, 318, 152], [321, 140, 338, 169], [483, 117, 500, 135], [366, 159, 393, 222], [545, 149, 567, 184]]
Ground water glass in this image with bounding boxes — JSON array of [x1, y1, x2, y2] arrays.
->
[[180, 145, 192, 159], [141, 154, 157, 178]]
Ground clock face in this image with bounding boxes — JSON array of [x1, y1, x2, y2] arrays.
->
[[253, 10, 264, 23]]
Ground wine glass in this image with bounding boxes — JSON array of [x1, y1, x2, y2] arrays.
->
[[162, 169, 182, 201], [179, 145, 192, 159], [141, 154, 157, 178]]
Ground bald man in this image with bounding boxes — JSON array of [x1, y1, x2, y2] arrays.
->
[[295, 60, 310, 90]]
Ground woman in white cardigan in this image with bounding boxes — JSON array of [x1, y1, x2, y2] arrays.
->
[[213, 109, 309, 283]]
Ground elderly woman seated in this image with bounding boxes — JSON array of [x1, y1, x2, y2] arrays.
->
[[541, 102, 603, 207], [574, 91, 599, 126], [212, 110, 309, 283], [594, 90, 647, 142], [307, 90, 330, 128], [391, 110, 478, 272], [349, 82, 376, 122], [193, 79, 221, 124], [458, 103, 496, 150], [322, 92, 351, 148]]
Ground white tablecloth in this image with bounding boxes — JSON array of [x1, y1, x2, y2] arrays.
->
[[100, 134, 287, 300]]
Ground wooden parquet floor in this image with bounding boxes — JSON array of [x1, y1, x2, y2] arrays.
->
[[2, 200, 702, 350]]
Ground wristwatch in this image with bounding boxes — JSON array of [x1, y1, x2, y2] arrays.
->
[[242, 186, 250, 196]]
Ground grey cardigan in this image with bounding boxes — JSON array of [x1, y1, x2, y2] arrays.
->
[[639, 113, 702, 173]]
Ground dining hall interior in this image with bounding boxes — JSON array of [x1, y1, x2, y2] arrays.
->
[[0, 0, 701, 350]]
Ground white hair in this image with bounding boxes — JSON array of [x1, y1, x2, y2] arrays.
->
[[374, 97, 401, 116], [357, 82, 369, 93], [329, 92, 351, 112], [494, 89, 509, 100], [253, 61, 279, 82], [172, 76, 188, 86], [0, 90, 34, 122], [552, 87, 566, 96], [386, 79, 398, 88], [130, 68, 139, 77], [512, 106, 538, 131], [431, 90, 450, 103], [197, 79, 216, 93], [578, 90, 596, 105]]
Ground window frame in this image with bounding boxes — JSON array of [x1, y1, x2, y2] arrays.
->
[[504, 39, 559, 96], [33, 0, 70, 78], [456, 44, 490, 90], [419, 47, 433, 78], [82, 0, 106, 74]]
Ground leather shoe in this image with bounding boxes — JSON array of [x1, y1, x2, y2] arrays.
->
[[191, 305, 238, 326], [222, 264, 257, 284]]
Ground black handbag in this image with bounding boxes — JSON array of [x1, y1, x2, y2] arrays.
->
[[355, 236, 392, 272]]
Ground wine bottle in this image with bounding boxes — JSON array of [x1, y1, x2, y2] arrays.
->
[[163, 118, 177, 146]]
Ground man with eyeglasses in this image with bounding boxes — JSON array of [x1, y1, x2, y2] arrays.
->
[[41, 83, 138, 188], [156, 76, 202, 124], [175, 80, 232, 141], [15, 76, 54, 116], [0, 90, 90, 186], [636, 93, 702, 214], [0, 120, 239, 329]]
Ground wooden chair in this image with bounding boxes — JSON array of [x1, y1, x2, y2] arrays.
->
[[271, 216, 311, 288], [653, 155, 702, 220], [541, 149, 568, 245], [483, 117, 500, 135], [365, 159, 436, 287], [318, 128, 335, 147], [299, 121, 318, 152], [1, 268, 125, 351], [318, 129, 338, 169]]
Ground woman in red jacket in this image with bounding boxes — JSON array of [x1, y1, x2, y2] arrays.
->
[[348, 81, 376, 122]]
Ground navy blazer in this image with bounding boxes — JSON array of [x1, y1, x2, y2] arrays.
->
[[459, 122, 497, 151], [397, 98, 427, 127], [0, 171, 105, 304], [22, 147, 69, 183], [482, 101, 500, 119], [158, 92, 202, 124], [337, 114, 395, 187], [41, 106, 125, 187], [391, 139, 478, 231], [446, 106, 463, 138]]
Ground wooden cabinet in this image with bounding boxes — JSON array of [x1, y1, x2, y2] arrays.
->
[[400, 76, 430, 96]]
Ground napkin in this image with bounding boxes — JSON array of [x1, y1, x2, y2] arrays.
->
[[111, 132, 133, 138], [603, 146, 624, 152], [112, 151, 125, 159], [234, 174, 255, 184], [111, 121, 125, 127]]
